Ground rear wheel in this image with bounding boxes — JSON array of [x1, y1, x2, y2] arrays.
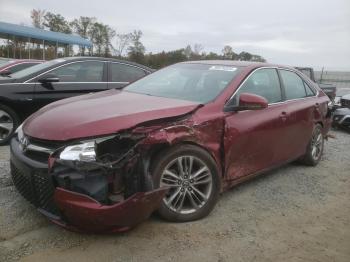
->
[[152, 144, 220, 222], [0, 104, 19, 146], [299, 124, 324, 166]]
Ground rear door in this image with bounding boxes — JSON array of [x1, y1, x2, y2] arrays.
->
[[277, 69, 319, 160], [224, 68, 289, 180], [33, 60, 108, 108], [108, 62, 148, 89]]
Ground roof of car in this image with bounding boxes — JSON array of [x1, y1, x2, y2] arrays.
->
[[182, 60, 291, 69], [63, 56, 154, 71]]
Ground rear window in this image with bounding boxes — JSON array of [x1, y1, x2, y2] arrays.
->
[[280, 70, 307, 100], [110, 63, 146, 82]]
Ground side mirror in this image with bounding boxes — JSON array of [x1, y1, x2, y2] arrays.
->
[[225, 93, 268, 112], [0, 69, 11, 76], [38, 73, 59, 83]]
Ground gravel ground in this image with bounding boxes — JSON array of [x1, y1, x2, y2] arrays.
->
[[0, 129, 349, 262]]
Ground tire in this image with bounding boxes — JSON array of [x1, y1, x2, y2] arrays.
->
[[151, 144, 220, 222], [0, 104, 20, 146], [299, 124, 324, 166]]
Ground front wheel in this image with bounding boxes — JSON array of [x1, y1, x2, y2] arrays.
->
[[299, 124, 324, 166], [152, 144, 220, 222], [0, 105, 19, 146]]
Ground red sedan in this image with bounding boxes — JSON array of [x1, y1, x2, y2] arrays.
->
[[10, 61, 331, 233], [0, 58, 43, 76]]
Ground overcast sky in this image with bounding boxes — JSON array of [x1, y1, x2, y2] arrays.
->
[[0, 0, 349, 70]]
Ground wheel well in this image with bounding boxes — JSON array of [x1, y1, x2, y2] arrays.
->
[[316, 121, 323, 128], [147, 141, 223, 177], [0, 101, 22, 120]]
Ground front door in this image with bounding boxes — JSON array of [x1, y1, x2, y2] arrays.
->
[[33, 61, 108, 110], [224, 68, 289, 180]]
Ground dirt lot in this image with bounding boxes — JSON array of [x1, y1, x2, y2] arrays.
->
[[0, 129, 349, 262]]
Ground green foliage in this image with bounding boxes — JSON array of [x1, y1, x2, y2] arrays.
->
[[127, 30, 146, 63], [27, 9, 266, 64], [88, 22, 115, 57], [70, 17, 96, 55], [43, 12, 72, 34], [137, 45, 266, 69]]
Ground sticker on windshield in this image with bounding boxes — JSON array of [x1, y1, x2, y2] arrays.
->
[[54, 58, 66, 63], [209, 66, 237, 72]]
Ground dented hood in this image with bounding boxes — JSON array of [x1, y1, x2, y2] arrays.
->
[[24, 89, 200, 141]]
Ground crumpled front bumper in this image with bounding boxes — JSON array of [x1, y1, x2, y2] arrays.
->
[[50, 187, 168, 233], [10, 137, 168, 233]]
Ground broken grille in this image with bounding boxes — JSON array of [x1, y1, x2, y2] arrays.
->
[[11, 162, 60, 216]]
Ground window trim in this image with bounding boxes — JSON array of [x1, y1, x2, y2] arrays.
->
[[225, 66, 319, 109], [108, 61, 149, 83], [278, 68, 312, 101], [24, 60, 109, 83]]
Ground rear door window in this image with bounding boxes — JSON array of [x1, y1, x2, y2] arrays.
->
[[234, 68, 282, 104], [279, 70, 307, 100], [46, 61, 104, 82], [110, 63, 146, 83], [304, 81, 316, 96]]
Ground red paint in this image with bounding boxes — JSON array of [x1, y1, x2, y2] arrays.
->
[[24, 90, 200, 140], [238, 92, 268, 109], [53, 187, 168, 233], [0, 59, 43, 72], [21, 61, 331, 232]]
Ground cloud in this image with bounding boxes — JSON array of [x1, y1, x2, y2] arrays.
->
[[230, 39, 310, 54], [0, 0, 349, 69]]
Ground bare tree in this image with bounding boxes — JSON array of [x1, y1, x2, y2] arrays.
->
[[88, 22, 115, 57], [70, 17, 96, 55], [193, 43, 204, 55], [184, 45, 192, 59], [128, 30, 145, 54], [127, 30, 146, 63], [115, 33, 132, 57], [103, 25, 116, 57], [222, 45, 235, 59], [30, 9, 46, 29]]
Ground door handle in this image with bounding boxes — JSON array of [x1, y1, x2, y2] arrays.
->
[[280, 111, 288, 121], [314, 103, 320, 108]]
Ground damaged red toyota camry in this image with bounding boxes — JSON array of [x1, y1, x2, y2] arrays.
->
[[10, 61, 331, 233]]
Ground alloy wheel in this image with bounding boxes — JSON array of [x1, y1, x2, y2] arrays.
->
[[0, 110, 14, 142], [311, 128, 323, 161], [160, 155, 213, 214]]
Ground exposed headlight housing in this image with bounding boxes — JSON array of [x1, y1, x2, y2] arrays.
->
[[59, 141, 96, 162], [16, 124, 24, 141]]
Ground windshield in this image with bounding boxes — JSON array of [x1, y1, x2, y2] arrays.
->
[[124, 63, 240, 103], [10, 58, 66, 79]]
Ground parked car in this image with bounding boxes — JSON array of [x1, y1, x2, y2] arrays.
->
[[0, 58, 43, 76], [332, 92, 350, 131], [0, 57, 153, 144], [294, 67, 337, 101], [10, 61, 331, 233]]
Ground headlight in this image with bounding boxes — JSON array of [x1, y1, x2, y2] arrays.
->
[[59, 141, 96, 162]]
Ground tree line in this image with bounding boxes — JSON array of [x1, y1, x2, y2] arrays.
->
[[2, 9, 266, 68]]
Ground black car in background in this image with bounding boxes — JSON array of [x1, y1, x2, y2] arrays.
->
[[0, 57, 153, 144], [0, 58, 44, 76]]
